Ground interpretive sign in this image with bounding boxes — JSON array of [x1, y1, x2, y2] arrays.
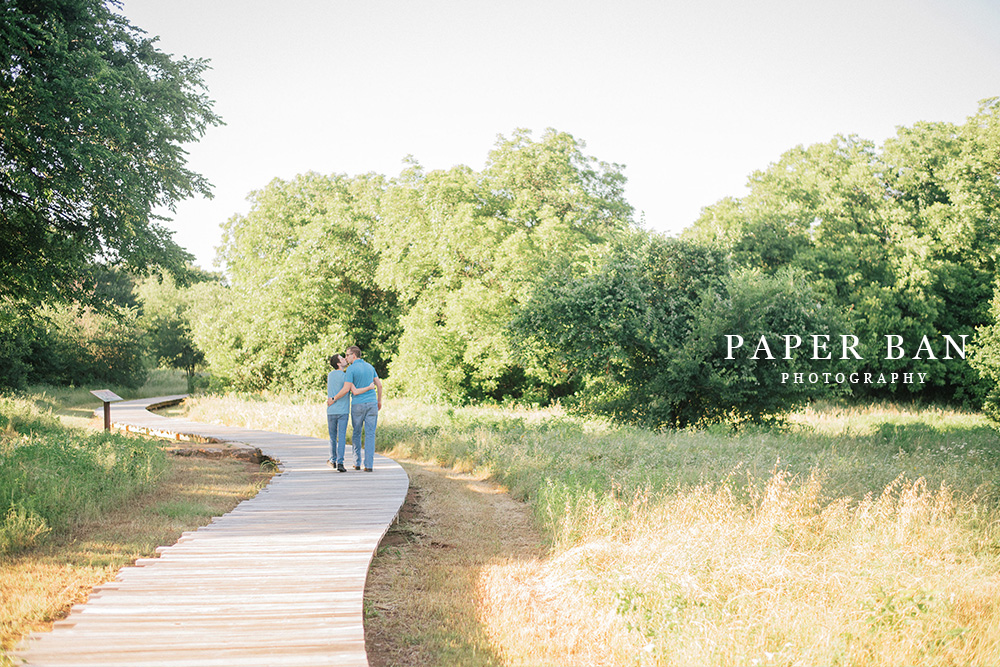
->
[[90, 390, 123, 403], [90, 390, 123, 431]]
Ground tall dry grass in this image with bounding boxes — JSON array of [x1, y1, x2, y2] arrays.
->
[[182, 391, 331, 439], [479, 471, 999, 666], [181, 392, 1000, 666]]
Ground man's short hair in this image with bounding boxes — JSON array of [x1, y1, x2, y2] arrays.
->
[[346, 345, 362, 358]]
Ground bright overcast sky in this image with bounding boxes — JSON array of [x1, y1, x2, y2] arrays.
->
[[120, 0, 1000, 270]]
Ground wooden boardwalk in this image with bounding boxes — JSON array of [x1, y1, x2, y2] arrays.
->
[[14, 396, 409, 667]]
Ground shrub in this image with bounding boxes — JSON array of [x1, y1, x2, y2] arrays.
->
[[512, 233, 849, 427]]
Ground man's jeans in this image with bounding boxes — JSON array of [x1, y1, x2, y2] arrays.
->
[[327, 413, 349, 465], [350, 402, 378, 469]]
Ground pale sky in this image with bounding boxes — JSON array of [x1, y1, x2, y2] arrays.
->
[[120, 0, 1000, 270]]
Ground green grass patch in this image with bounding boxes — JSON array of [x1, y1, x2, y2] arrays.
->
[[151, 499, 215, 519], [0, 377, 180, 556], [369, 399, 1000, 540]]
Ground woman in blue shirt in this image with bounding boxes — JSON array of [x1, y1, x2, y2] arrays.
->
[[326, 354, 373, 472]]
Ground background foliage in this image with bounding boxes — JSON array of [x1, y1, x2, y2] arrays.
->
[[2, 0, 998, 430], [0, 0, 220, 392], [193, 172, 400, 391], [183, 104, 995, 426], [685, 99, 1000, 411], [1, 0, 221, 308], [512, 232, 850, 427], [375, 129, 633, 403]]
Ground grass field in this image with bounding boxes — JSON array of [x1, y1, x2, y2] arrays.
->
[[181, 392, 1000, 666]]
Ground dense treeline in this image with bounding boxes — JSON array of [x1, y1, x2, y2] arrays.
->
[[1, 0, 220, 390], [190, 130, 634, 400], [4, 9, 999, 431], [180, 101, 1000, 427], [511, 235, 850, 427], [0, 266, 215, 391], [684, 99, 1000, 415]]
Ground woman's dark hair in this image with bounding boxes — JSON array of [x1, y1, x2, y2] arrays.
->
[[329, 354, 344, 368]]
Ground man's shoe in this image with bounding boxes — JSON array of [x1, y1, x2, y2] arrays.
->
[[326, 460, 335, 469], [364, 468, 373, 472], [337, 464, 346, 473], [354, 465, 361, 470]]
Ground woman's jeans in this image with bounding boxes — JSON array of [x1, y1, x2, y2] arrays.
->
[[327, 412, 349, 465], [350, 403, 378, 469]]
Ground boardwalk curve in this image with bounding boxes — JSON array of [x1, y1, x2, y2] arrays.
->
[[14, 396, 409, 667]]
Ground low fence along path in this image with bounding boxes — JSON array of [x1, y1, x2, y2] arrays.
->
[[15, 396, 409, 666]]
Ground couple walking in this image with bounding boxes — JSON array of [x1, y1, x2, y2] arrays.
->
[[326, 345, 383, 472]]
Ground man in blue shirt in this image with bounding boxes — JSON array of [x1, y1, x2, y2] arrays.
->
[[342, 345, 383, 471]]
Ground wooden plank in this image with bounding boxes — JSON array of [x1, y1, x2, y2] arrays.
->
[[15, 641, 368, 667], [14, 395, 409, 667]]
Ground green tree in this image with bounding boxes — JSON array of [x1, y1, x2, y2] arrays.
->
[[512, 232, 849, 428], [136, 268, 213, 392], [958, 99, 1000, 419], [0, 306, 36, 388], [971, 287, 1000, 423], [0, 267, 148, 389], [1, 0, 222, 308], [376, 129, 633, 402], [27, 303, 148, 389], [194, 172, 400, 391], [681, 268, 853, 426], [684, 102, 1000, 406]]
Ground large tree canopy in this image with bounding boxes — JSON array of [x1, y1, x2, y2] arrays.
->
[[191, 130, 634, 397], [511, 232, 849, 428], [683, 100, 1000, 406], [1, 0, 222, 307], [192, 172, 401, 392], [375, 129, 634, 402]]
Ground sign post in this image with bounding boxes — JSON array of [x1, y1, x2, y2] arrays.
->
[[90, 390, 123, 431]]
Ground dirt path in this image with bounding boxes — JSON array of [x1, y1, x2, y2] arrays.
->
[[364, 461, 546, 667]]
